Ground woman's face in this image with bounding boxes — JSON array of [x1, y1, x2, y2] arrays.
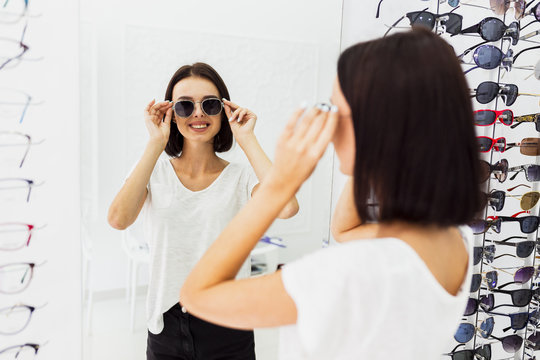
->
[[330, 77, 355, 175], [172, 76, 223, 145]]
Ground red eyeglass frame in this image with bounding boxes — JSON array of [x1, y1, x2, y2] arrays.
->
[[474, 109, 514, 126], [477, 136, 507, 153]]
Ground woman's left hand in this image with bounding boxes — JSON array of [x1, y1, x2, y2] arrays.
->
[[223, 99, 257, 141]]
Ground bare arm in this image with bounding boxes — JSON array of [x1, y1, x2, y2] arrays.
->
[[180, 105, 338, 329], [224, 99, 299, 219], [107, 100, 173, 230]]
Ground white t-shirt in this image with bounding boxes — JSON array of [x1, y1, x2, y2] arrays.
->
[[136, 157, 258, 334], [279, 226, 473, 360]]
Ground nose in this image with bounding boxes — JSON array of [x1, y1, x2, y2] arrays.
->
[[192, 102, 204, 118]]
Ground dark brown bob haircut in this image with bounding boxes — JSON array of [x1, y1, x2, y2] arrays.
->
[[164, 62, 233, 157], [337, 28, 483, 227]]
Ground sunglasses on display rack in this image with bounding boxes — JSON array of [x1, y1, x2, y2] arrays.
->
[[470, 218, 502, 234], [454, 318, 496, 343], [444, 343, 492, 360], [486, 189, 540, 211], [480, 159, 509, 182], [474, 109, 514, 126], [382, 8, 463, 37], [457, 0, 526, 20], [172, 98, 224, 118], [477, 137, 540, 155], [520, 1, 540, 31], [464, 295, 495, 317], [509, 164, 540, 181], [489, 211, 540, 233], [481, 262, 540, 287], [456, 17, 520, 44], [461, 45, 540, 74], [486, 310, 539, 332], [483, 286, 540, 308], [511, 112, 540, 131], [472, 81, 540, 106]]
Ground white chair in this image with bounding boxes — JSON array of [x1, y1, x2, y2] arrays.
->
[[121, 222, 150, 332]]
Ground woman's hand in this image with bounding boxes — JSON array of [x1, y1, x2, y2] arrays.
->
[[267, 104, 339, 194], [144, 99, 173, 148], [223, 99, 257, 143]]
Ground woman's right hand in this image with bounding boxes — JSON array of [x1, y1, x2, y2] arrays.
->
[[144, 99, 173, 148]]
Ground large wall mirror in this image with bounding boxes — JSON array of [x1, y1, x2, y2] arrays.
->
[[79, 1, 343, 359]]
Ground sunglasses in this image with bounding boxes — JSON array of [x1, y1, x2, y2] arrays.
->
[[488, 310, 539, 333], [172, 98, 223, 118], [471, 81, 540, 106], [458, 17, 520, 44], [511, 112, 540, 132], [471, 271, 498, 292], [487, 189, 540, 211], [491, 211, 540, 233], [486, 286, 540, 307], [464, 294, 495, 316], [454, 318, 495, 343], [470, 218, 502, 234], [489, 237, 539, 258], [483, 262, 540, 286], [444, 344, 491, 360], [479, 159, 509, 182], [521, 1, 540, 30], [509, 164, 540, 182], [383, 9, 462, 37], [477, 136, 506, 152], [474, 109, 514, 126]]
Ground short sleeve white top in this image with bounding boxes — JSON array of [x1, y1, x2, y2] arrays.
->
[[137, 157, 258, 334], [279, 226, 473, 360]]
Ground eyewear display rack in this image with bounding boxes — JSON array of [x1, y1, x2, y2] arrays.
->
[[439, 1, 540, 360]]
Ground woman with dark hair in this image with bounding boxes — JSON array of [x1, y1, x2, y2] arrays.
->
[[180, 29, 483, 359], [107, 62, 299, 360]]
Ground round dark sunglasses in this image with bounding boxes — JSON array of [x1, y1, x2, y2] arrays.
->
[[172, 98, 223, 118], [458, 17, 520, 44]]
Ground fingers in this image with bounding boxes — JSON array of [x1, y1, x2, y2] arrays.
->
[[237, 109, 248, 123], [222, 99, 239, 111], [312, 107, 339, 157], [145, 99, 156, 113], [290, 106, 321, 142], [229, 108, 242, 122], [163, 107, 173, 125], [224, 103, 233, 119], [282, 106, 306, 138]]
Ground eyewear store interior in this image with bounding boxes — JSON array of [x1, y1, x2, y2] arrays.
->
[[2, 0, 540, 359]]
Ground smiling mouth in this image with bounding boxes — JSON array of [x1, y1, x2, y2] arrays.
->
[[189, 122, 210, 129]]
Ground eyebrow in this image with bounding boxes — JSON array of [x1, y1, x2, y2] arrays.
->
[[175, 95, 220, 101]]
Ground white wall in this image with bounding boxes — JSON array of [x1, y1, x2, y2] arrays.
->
[[80, 0, 343, 293], [0, 0, 81, 359]]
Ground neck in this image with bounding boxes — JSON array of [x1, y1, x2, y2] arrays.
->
[[175, 139, 222, 176]]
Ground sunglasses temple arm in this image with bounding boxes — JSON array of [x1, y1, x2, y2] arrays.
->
[[383, 15, 405, 37], [520, 28, 540, 39], [513, 45, 540, 62], [511, 121, 524, 129], [375, 0, 384, 18], [459, 23, 479, 35], [464, 66, 479, 75], [457, 40, 488, 59]]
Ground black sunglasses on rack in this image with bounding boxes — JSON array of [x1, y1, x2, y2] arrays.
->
[[462, 45, 540, 74], [480, 159, 509, 183], [457, 17, 520, 44], [444, 344, 491, 360], [383, 8, 463, 37], [464, 295, 495, 316]]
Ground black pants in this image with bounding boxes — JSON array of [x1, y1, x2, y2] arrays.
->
[[147, 303, 256, 360]]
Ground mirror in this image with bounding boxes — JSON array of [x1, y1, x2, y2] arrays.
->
[[79, 1, 343, 359]]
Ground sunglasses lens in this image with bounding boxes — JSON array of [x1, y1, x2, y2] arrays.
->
[[474, 46, 503, 69], [519, 138, 540, 156], [479, 160, 491, 182], [464, 298, 478, 316], [474, 111, 497, 126], [479, 317, 494, 338], [477, 137, 493, 152], [494, 159, 509, 182], [174, 101, 194, 117], [500, 110, 513, 125], [507, 22, 520, 45], [486, 271, 498, 289], [490, 0, 509, 15], [451, 351, 475, 360], [512, 289, 532, 307], [526, 165, 540, 181], [444, 13, 463, 34], [494, 138, 506, 152], [515, 1, 526, 20], [473, 247, 483, 265], [454, 323, 475, 343], [476, 82, 498, 104], [484, 244, 496, 261], [480, 294, 495, 311], [520, 217, 539, 233], [489, 190, 505, 211], [501, 334, 523, 353], [202, 99, 222, 116], [481, 18, 505, 41], [528, 331, 540, 351], [521, 192, 540, 210], [517, 241, 535, 257], [407, 11, 435, 29], [470, 273, 482, 292], [502, 84, 518, 106], [476, 344, 491, 359], [515, 266, 535, 283], [510, 312, 529, 330], [470, 220, 488, 234], [535, 3, 540, 21]]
